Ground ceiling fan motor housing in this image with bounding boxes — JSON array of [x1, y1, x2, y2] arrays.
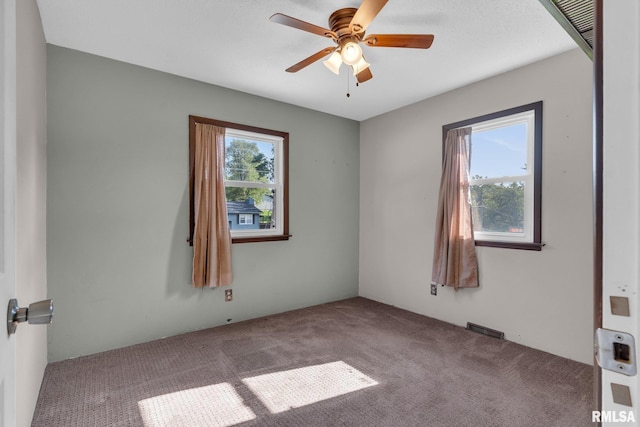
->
[[329, 8, 363, 39]]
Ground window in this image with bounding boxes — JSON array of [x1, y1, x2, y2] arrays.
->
[[442, 101, 542, 250], [238, 214, 253, 225], [189, 116, 289, 243]]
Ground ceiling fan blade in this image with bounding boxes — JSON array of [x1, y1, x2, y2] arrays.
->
[[350, 0, 389, 33], [285, 47, 336, 73], [356, 67, 373, 83], [270, 13, 336, 39], [363, 34, 435, 49]]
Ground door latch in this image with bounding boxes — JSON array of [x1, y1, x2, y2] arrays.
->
[[595, 328, 637, 376]]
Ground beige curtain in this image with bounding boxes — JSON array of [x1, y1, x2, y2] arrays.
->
[[431, 127, 479, 291], [192, 123, 233, 287]]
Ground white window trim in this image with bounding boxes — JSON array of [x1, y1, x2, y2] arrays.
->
[[468, 110, 536, 244], [225, 128, 284, 239]]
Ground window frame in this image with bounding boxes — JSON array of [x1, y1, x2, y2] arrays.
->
[[442, 101, 543, 251], [189, 115, 290, 244]]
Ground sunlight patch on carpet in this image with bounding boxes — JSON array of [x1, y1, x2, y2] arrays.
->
[[242, 361, 378, 414], [137, 382, 256, 427]]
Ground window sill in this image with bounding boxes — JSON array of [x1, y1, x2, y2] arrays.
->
[[232, 234, 292, 244], [475, 240, 544, 251]]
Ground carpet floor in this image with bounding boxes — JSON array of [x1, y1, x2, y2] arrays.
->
[[32, 297, 593, 426]]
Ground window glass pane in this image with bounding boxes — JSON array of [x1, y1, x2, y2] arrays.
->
[[257, 189, 276, 230], [225, 138, 275, 184], [226, 197, 260, 230], [470, 123, 527, 179], [225, 188, 277, 231], [470, 181, 525, 233]]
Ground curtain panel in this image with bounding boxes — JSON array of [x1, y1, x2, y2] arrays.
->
[[432, 127, 479, 291], [192, 123, 233, 287]]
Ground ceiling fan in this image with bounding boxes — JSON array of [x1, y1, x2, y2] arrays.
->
[[269, 0, 434, 84]]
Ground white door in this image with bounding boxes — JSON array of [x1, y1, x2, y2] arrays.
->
[[0, 0, 17, 426], [601, 0, 640, 424]]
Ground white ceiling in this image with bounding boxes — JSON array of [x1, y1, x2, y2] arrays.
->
[[36, 0, 579, 121]]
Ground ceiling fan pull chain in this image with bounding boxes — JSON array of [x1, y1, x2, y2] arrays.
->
[[346, 71, 351, 98]]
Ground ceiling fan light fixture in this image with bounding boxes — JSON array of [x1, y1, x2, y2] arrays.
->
[[340, 41, 362, 66], [323, 51, 342, 75], [351, 56, 370, 76]]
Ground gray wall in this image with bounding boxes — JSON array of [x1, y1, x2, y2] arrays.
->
[[47, 45, 360, 362], [16, 0, 47, 424], [360, 49, 594, 364]]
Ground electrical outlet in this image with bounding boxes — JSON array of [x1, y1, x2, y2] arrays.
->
[[430, 284, 437, 296], [224, 289, 233, 302]]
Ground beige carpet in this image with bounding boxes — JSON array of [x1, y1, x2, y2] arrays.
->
[[32, 297, 593, 426]]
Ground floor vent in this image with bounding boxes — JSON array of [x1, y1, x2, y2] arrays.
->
[[466, 322, 505, 340]]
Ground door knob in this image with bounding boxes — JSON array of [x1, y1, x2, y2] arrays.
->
[[6, 298, 53, 335]]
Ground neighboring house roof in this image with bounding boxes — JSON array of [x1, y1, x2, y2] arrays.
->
[[226, 201, 262, 215]]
